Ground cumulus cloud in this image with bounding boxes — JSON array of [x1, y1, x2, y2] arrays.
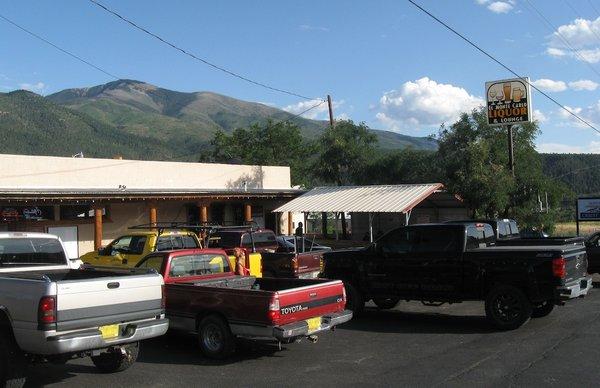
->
[[555, 102, 600, 129], [19, 82, 46, 94], [299, 24, 329, 32], [537, 141, 600, 153], [568, 79, 599, 91], [533, 109, 547, 123], [282, 98, 343, 120], [546, 17, 600, 63], [374, 77, 484, 133], [487, 1, 513, 13], [531, 78, 567, 92]]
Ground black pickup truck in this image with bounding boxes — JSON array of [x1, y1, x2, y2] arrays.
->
[[322, 223, 592, 330]]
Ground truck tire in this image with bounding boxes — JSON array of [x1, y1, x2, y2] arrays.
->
[[0, 332, 27, 388], [343, 282, 365, 316], [91, 342, 139, 373], [197, 315, 235, 359], [531, 301, 555, 318], [373, 297, 400, 310], [485, 285, 532, 330]]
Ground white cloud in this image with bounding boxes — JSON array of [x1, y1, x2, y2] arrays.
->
[[533, 109, 547, 123], [299, 24, 329, 32], [18, 82, 46, 94], [555, 102, 600, 129], [475, 0, 489, 4], [547, 17, 600, 63], [374, 77, 484, 132], [487, 1, 513, 13], [531, 78, 567, 92], [282, 98, 343, 120], [568, 79, 599, 91], [537, 141, 600, 153]]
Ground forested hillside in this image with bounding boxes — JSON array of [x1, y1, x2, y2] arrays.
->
[[540, 153, 600, 196]]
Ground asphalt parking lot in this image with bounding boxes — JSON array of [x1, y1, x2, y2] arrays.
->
[[25, 282, 600, 387]]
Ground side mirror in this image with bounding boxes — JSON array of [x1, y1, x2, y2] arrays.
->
[[98, 246, 107, 255]]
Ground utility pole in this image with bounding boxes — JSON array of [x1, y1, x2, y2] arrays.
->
[[327, 95, 334, 128], [322, 95, 335, 239], [507, 124, 515, 176]]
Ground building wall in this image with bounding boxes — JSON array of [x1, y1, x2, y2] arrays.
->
[[0, 154, 291, 190]]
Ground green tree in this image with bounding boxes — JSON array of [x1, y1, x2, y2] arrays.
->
[[357, 148, 442, 185], [199, 120, 315, 187]]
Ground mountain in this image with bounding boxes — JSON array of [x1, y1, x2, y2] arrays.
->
[[0, 90, 176, 159], [47, 79, 438, 152], [540, 153, 600, 196]]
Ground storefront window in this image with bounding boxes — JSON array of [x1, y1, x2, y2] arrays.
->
[[60, 205, 108, 220], [0, 206, 54, 222]]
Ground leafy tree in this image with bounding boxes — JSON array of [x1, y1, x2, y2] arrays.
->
[[199, 120, 315, 187], [357, 148, 442, 185]]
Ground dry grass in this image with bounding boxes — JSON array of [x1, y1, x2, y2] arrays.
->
[[553, 222, 600, 237]]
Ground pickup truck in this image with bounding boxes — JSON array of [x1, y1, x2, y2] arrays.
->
[[585, 231, 600, 274], [135, 248, 352, 359], [0, 232, 169, 386], [321, 223, 592, 330], [81, 229, 201, 268], [208, 228, 323, 279]]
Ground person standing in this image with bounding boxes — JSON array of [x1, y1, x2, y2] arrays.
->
[[295, 222, 304, 237]]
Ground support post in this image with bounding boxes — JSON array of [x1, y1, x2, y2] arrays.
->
[[369, 213, 374, 243], [576, 199, 580, 237], [287, 212, 293, 235], [244, 203, 252, 223], [148, 201, 158, 229], [199, 203, 209, 224], [94, 206, 103, 250], [507, 124, 515, 177], [322, 212, 328, 238]]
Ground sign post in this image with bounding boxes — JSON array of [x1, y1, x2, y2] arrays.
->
[[485, 77, 532, 175]]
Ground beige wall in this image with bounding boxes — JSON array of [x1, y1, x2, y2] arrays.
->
[[0, 154, 291, 190]]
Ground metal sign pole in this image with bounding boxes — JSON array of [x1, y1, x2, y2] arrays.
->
[[507, 124, 515, 177], [576, 199, 580, 237]]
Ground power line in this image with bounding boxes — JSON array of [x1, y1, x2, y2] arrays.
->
[[564, 0, 600, 45], [88, 0, 314, 101], [406, 0, 600, 135], [523, 0, 600, 79], [0, 13, 119, 80]]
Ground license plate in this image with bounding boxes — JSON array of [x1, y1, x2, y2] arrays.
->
[[306, 317, 321, 333], [99, 324, 120, 340]]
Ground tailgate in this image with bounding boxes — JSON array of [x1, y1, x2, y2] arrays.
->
[[56, 274, 163, 331], [295, 252, 323, 278], [564, 249, 588, 283], [275, 280, 345, 325]]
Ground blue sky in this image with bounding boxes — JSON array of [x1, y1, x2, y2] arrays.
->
[[1, 0, 600, 153]]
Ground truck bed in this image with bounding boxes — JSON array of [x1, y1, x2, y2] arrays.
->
[[495, 237, 586, 246]]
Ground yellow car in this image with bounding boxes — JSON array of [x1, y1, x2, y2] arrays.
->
[[81, 230, 201, 268]]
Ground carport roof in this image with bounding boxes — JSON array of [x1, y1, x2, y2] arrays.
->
[[273, 183, 445, 213]]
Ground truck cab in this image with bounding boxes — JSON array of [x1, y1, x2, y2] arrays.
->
[[81, 229, 200, 268]]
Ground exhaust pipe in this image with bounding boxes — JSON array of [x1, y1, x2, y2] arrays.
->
[[308, 335, 318, 343]]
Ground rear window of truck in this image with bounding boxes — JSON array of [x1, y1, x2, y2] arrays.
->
[[168, 254, 231, 277], [208, 233, 240, 248], [156, 235, 199, 251], [0, 238, 66, 266], [241, 232, 276, 248], [379, 227, 462, 254]]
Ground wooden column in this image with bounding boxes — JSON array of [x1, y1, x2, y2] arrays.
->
[[148, 201, 158, 228], [288, 212, 293, 235], [94, 206, 103, 250], [244, 203, 252, 223], [199, 203, 209, 224]]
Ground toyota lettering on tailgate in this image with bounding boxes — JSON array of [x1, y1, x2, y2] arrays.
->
[[280, 304, 308, 315]]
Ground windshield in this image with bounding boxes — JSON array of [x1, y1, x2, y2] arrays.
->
[[241, 232, 276, 248], [0, 238, 66, 266]]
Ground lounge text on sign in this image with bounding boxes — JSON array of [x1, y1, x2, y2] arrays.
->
[[485, 77, 532, 125]]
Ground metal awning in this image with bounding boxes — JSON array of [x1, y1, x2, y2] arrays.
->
[[273, 184, 444, 213]]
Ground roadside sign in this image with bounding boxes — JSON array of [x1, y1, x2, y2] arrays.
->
[[485, 77, 532, 126], [577, 198, 600, 221]]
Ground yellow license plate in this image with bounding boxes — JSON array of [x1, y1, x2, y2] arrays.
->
[[99, 324, 120, 340], [306, 317, 321, 333]]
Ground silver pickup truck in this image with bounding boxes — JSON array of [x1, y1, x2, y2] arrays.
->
[[0, 232, 169, 386]]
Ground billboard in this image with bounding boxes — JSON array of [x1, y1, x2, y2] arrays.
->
[[577, 198, 600, 221], [485, 77, 532, 126]]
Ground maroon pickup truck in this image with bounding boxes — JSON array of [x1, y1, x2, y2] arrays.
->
[[208, 228, 324, 279], [135, 248, 352, 359]]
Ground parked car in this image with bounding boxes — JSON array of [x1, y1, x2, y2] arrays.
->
[[585, 231, 600, 274], [0, 232, 169, 386], [447, 218, 519, 240], [276, 235, 331, 252], [135, 248, 352, 359], [80, 229, 201, 268], [321, 223, 591, 330]]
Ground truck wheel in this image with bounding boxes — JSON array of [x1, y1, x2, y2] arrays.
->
[[91, 342, 139, 373], [531, 301, 555, 318], [344, 282, 365, 315], [0, 331, 27, 388], [485, 285, 532, 330], [197, 315, 235, 359], [373, 297, 400, 310]]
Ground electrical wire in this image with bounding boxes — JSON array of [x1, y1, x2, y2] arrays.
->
[[88, 0, 314, 101], [523, 0, 600, 79], [0, 13, 119, 80], [406, 0, 600, 135], [563, 0, 600, 45]]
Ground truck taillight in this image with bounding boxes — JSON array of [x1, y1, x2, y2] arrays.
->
[[38, 296, 56, 325], [342, 285, 347, 303], [291, 257, 299, 272], [553, 257, 566, 279], [268, 296, 280, 322]]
